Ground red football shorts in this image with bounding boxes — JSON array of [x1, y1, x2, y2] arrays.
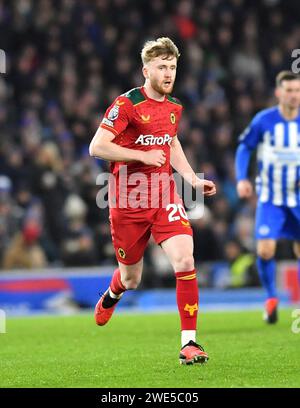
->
[[109, 201, 193, 265]]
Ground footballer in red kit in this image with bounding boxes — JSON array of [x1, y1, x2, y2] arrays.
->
[[101, 86, 191, 265], [89, 37, 216, 365]]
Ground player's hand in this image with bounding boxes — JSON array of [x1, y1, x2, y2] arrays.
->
[[141, 150, 166, 167], [193, 178, 216, 196], [237, 179, 253, 198]]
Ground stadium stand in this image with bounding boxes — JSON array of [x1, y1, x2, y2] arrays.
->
[[0, 0, 299, 287]]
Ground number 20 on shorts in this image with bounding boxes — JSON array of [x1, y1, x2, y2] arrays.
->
[[166, 203, 188, 222]]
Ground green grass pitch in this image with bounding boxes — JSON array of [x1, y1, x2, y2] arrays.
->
[[1, 309, 300, 388]]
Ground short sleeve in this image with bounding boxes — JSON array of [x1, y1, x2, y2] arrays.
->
[[100, 96, 134, 136], [174, 105, 183, 136], [238, 112, 263, 149]]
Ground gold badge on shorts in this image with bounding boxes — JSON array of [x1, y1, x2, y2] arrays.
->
[[170, 112, 176, 124], [118, 248, 126, 259]]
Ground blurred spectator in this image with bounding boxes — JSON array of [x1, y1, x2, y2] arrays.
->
[[224, 239, 259, 288], [0, 176, 19, 261], [61, 194, 97, 266], [187, 204, 224, 262], [2, 220, 47, 269], [29, 142, 68, 251]]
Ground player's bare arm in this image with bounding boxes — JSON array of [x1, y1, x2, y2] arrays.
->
[[171, 135, 216, 196], [236, 179, 253, 198], [89, 127, 166, 167]]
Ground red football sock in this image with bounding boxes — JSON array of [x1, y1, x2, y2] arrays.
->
[[110, 268, 126, 295], [175, 270, 199, 331]]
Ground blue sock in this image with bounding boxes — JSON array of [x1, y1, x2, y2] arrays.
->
[[256, 257, 277, 299]]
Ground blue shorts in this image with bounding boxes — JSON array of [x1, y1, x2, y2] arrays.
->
[[255, 202, 300, 241]]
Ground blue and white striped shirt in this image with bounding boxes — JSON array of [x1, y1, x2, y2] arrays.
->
[[238, 106, 300, 207]]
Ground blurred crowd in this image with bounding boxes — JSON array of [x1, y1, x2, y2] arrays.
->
[[0, 0, 299, 283]]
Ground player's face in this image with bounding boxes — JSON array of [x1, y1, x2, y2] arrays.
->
[[276, 79, 300, 109], [144, 56, 177, 95]]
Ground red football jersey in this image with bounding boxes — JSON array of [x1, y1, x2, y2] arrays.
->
[[100, 86, 183, 209]]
